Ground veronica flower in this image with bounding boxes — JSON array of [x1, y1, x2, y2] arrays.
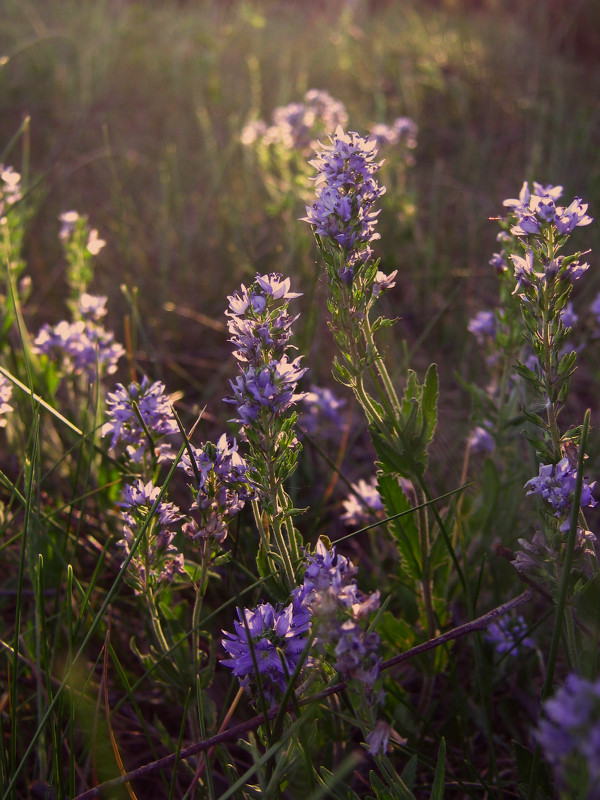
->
[[468, 310, 496, 345], [341, 477, 385, 527], [536, 674, 600, 797], [225, 273, 306, 431], [178, 433, 251, 540], [304, 127, 385, 281], [525, 457, 597, 531], [293, 540, 381, 690], [118, 479, 185, 591], [0, 374, 14, 427], [33, 319, 124, 381], [102, 376, 178, 463], [503, 181, 593, 239], [0, 165, 22, 222], [221, 601, 312, 703], [467, 425, 495, 455], [299, 384, 346, 437], [486, 614, 534, 656]]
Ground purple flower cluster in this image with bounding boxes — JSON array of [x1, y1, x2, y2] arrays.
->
[[0, 165, 22, 222], [118, 479, 185, 590], [341, 477, 385, 528], [485, 614, 534, 656], [511, 250, 589, 299], [59, 210, 106, 255], [225, 273, 306, 428], [503, 182, 593, 238], [102, 376, 178, 463], [0, 374, 14, 428], [536, 673, 600, 797], [525, 457, 597, 531], [33, 312, 124, 382], [304, 127, 386, 281], [221, 601, 312, 704], [222, 541, 382, 704], [299, 384, 347, 438], [368, 117, 418, 154], [467, 310, 497, 345], [241, 89, 348, 153], [467, 425, 495, 455], [179, 433, 251, 542], [293, 540, 382, 689]]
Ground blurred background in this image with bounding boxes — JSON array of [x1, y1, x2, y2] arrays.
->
[[2, 0, 600, 477]]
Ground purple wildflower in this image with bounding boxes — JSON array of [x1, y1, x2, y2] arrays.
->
[[58, 211, 80, 240], [560, 301, 578, 330], [341, 477, 385, 527], [221, 601, 312, 703], [468, 310, 496, 344], [304, 127, 385, 281], [77, 293, 108, 322], [299, 384, 346, 437], [0, 165, 22, 222], [33, 319, 124, 381], [242, 90, 348, 154], [102, 376, 178, 463], [178, 433, 251, 540], [590, 292, 600, 329], [368, 117, 418, 151], [486, 614, 534, 656], [525, 457, 597, 531], [293, 540, 382, 691], [366, 720, 393, 756], [118, 479, 185, 590], [503, 181, 593, 239], [489, 252, 507, 273], [467, 425, 495, 455], [0, 374, 14, 427], [227, 356, 307, 427], [536, 674, 600, 797]]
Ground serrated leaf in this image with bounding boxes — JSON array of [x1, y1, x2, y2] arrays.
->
[[377, 473, 421, 581], [421, 362, 438, 445]]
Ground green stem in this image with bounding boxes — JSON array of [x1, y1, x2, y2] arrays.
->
[[363, 314, 402, 419], [528, 409, 591, 799]]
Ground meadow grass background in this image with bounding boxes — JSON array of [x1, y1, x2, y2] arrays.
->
[[3, 0, 600, 434], [2, 1, 600, 795]]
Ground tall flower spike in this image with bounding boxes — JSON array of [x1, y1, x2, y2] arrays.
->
[[303, 127, 385, 282], [221, 601, 312, 704], [102, 376, 178, 463]]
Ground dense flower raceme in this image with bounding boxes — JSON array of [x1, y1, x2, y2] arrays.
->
[[221, 601, 312, 704], [485, 614, 534, 657], [504, 182, 593, 238], [0, 165, 22, 222], [102, 376, 178, 463], [0, 374, 14, 428], [467, 425, 495, 455], [298, 384, 347, 438], [368, 117, 418, 153], [525, 457, 597, 532], [59, 210, 106, 255], [536, 673, 600, 798], [178, 433, 252, 542], [304, 127, 386, 281], [118, 479, 185, 591], [341, 477, 385, 528], [33, 312, 124, 382], [241, 89, 348, 153], [293, 540, 382, 690], [224, 274, 307, 428], [222, 542, 382, 705]]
